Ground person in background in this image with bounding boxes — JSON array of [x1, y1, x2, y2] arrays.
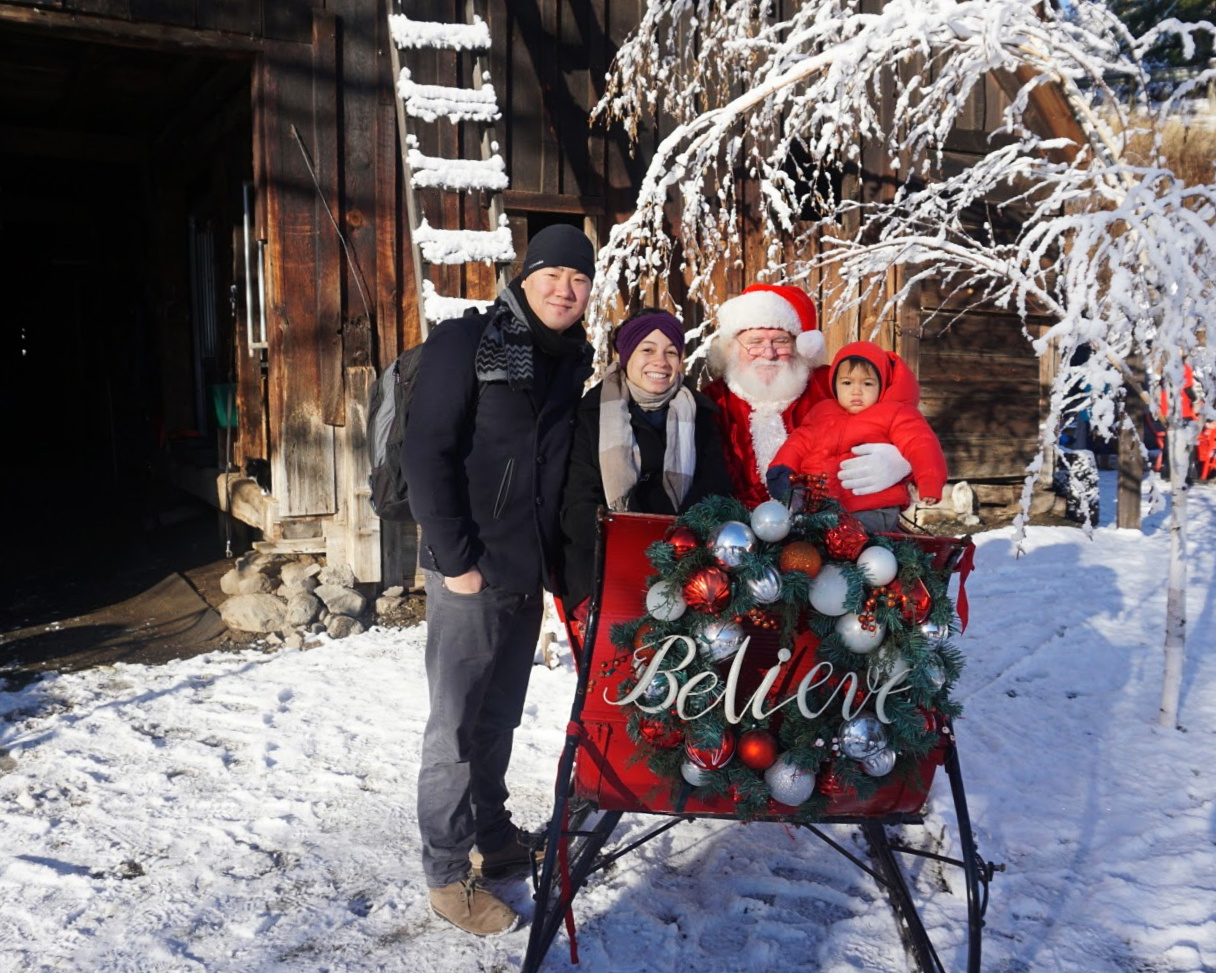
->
[[560, 308, 732, 616], [701, 283, 916, 509], [767, 341, 948, 532], [402, 224, 595, 936]]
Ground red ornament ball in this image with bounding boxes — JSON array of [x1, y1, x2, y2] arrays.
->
[[737, 729, 779, 770], [633, 621, 658, 651], [683, 565, 732, 614], [639, 718, 684, 749], [665, 525, 700, 560], [685, 729, 736, 769], [824, 513, 869, 561], [779, 541, 824, 578], [904, 577, 933, 624]]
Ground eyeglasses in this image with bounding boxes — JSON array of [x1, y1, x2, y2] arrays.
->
[[737, 335, 795, 356]]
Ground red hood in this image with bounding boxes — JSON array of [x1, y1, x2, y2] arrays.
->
[[829, 341, 920, 407]]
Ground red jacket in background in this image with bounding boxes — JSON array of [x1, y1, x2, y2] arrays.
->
[[702, 365, 834, 508], [770, 341, 948, 512]]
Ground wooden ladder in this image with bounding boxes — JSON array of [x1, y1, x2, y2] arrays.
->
[[388, 2, 514, 338]]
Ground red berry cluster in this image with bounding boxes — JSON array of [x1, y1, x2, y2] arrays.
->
[[858, 584, 913, 632], [743, 607, 780, 631]]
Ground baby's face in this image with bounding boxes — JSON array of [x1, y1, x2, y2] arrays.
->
[[835, 366, 880, 415]]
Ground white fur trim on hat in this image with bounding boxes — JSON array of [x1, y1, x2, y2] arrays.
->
[[715, 290, 803, 344], [795, 329, 828, 367]]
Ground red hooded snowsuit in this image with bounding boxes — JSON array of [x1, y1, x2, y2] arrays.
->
[[770, 342, 948, 513]]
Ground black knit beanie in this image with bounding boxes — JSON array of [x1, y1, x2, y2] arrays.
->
[[521, 224, 596, 281]]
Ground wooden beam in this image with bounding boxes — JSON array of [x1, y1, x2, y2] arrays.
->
[[0, 4, 294, 54]]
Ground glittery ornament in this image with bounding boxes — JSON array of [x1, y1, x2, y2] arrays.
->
[[779, 541, 823, 577], [745, 566, 783, 604], [681, 759, 712, 786], [696, 616, 747, 663], [664, 525, 699, 560], [764, 758, 817, 806], [737, 729, 779, 770], [682, 566, 732, 614], [839, 714, 890, 760], [808, 563, 850, 616], [836, 612, 886, 653], [861, 747, 897, 777], [750, 500, 792, 543], [824, 513, 869, 561], [646, 581, 686, 621], [685, 728, 736, 769], [707, 521, 757, 570], [633, 621, 658, 651], [856, 545, 899, 587], [816, 763, 845, 798], [639, 718, 683, 749]]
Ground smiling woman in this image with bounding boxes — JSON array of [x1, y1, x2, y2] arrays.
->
[[559, 309, 733, 613]]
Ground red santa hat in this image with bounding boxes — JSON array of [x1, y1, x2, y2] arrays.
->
[[714, 283, 824, 362]]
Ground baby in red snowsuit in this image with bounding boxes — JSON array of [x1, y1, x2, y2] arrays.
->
[[767, 341, 947, 533]]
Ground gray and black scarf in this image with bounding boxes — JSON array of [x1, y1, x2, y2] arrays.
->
[[474, 281, 586, 390]]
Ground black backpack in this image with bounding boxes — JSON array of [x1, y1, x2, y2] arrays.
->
[[367, 345, 424, 521]]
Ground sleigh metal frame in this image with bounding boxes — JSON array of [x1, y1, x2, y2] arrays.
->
[[523, 511, 1000, 973]]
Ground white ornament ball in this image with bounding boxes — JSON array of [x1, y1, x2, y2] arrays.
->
[[839, 714, 890, 760], [836, 613, 886, 654], [646, 581, 686, 621], [808, 563, 850, 616], [764, 757, 817, 806], [861, 747, 897, 777], [750, 500, 792, 543], [681, 759, 711, 787], [856, 545, 899, 587], [697, 617, 747, 664], [745, 566, 783, 604]]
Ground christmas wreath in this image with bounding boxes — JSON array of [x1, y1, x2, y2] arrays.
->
[[606, 479, 966, 821]]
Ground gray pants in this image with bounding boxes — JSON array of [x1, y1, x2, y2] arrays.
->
[[854, 506, 903, 533], [417, 569, 543, 888]]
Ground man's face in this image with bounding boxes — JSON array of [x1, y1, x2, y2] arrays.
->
[[724, 327, 810, 403], [521, 266, 592, 332]]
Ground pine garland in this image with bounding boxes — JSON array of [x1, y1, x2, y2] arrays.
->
[[607, 494, 969, 821]]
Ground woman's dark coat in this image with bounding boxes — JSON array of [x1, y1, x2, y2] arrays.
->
[[559, 382, 732, 610]]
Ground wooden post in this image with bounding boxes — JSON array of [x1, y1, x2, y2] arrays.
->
[[1118, 360, 1145, 529]]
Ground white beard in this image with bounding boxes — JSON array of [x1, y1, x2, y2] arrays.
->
[[724, 355, 812, 479]]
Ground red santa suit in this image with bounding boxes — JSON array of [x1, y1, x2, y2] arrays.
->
[[700, 283, 831, 508], [770, 341, 948, 512]]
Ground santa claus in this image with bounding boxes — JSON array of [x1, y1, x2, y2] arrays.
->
[[701, 283, 913, 508]]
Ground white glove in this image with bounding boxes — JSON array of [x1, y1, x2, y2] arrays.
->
[[795, 329, 828, 368], [838, 442, 912, 496]]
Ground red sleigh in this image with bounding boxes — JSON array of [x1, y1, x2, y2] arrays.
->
[[523, 511, 1000, 973]]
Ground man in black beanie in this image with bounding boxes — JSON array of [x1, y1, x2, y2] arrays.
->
[[402, 223, 596, 935]]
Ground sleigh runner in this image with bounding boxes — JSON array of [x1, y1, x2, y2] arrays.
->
[[524, 493, 1000, 973]]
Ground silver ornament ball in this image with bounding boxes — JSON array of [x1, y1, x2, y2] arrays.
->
[[680, 759, 711, 787], [750, 500, 793, 543], [861, 747, 897, 777], [697, 617, 747, 664], [746, 566, 783, 604], [764, 758, 817, 806], [639, 671, 674, 704], [918, 618, 950, 646], [836, 613, 886, 654], [839, 714, 890, 760], [924, 653, 947, 691], [707, 520, 758, 570]]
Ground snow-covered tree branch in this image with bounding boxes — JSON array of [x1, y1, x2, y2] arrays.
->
[[591, 0, 1216, 727]]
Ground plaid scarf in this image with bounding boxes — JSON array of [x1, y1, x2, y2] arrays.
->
[[598, 362, 697, 512]]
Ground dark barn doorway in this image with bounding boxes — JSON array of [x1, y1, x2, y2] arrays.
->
[[0, 26, 254, 631]]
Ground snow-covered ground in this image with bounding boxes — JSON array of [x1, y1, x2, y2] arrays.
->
[[2, 475, 1214, 973]]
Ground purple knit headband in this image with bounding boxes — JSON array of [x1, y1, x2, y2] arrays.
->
[[613, 311, 686, 365]]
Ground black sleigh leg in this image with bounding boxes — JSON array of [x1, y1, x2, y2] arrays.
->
[[862, 739, 1001, 973]]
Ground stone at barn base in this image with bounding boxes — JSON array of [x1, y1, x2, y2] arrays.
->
[[284, 592, 323, 628], [221, 593, 287, 633], [315, 584, 367, 618], [326, 615, 365, 638]]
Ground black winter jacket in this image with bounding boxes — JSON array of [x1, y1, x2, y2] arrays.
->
[[559, 382, 733, 610], [402, 301, 593, 594]]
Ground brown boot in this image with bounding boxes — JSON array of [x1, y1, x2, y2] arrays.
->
[[471, 828, 546, 880], [429, 878, 517, 936]]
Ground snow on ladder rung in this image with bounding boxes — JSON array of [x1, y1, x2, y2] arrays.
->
[[414, 219, 516, 265], [407, 144, 508, 193], [398, 68, 499, 124], [389, 14, 491, 52], [422, 281, 493, 324]]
